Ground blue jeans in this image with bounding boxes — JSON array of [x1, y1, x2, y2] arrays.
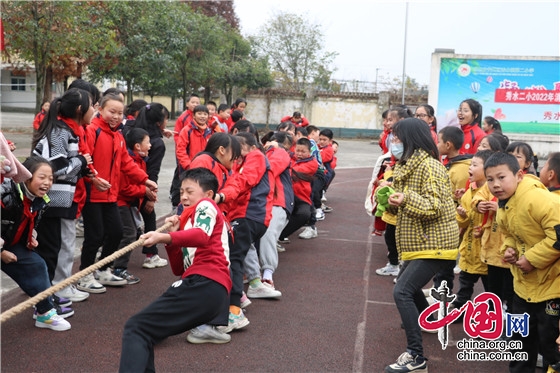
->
[[393, 258, 455, 357], [1, 242, 55, 314]]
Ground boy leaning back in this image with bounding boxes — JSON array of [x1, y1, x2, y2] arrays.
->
[[119, 168, 232, 373], [484, 152, 560, 373]]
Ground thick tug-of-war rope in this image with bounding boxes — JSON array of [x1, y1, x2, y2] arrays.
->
[[1, 221, 173, 324]]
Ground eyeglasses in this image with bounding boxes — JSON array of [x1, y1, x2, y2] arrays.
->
[[415, 113, 428, 118]]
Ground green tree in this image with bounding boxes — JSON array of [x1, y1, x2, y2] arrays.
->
[[1, 1, 112, 111], [250, 11, 338, 90]]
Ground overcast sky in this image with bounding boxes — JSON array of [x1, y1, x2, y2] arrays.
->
[[234, 0, 560, 86]]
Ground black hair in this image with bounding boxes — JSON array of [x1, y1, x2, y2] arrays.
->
[[473, 149, 494, 164], [392, 118, 439, 162], [68, 79, 101, 106], [193, 104, 209, 114], [391, 105, 413, 119], [546, 152, 560, 178], [23, 155, 53, 176], [135, 103, 167, 132], [126, 99, 148, 117], [416, 104, 437, 132], [230, 110, 243, 123], [319, 128, 334, 140], [217, 103, 229, 113], [306, 125, 319, 134], [382, 109, 389, 119], [482, 133, 509, 152], [180, 167, 218, 197], [460, 99, 483, 126], [270, 131, 293, 150], [506, 141, 536, 172], [332, 140, 339, 146], [235, 131, 259, 150], [277, 121, 296, 134], [292, 111, 301, 118], [484, 152, 520, 174], [125, 127, 149, 150], [103, 87, 124, 98], [484, 116, 502, 132], [230, 119, 259, 144], [205, 132, 241, 162], [206, 100, 217, 108], [296, 127, 308, 137], [99, 93, 124, 107], [438, 126, 464, 150], [232, 98, 247, 109], [32, 88, 92, 149], [296, 137, 312, 151]]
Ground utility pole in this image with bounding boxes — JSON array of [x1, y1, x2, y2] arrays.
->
[[401, 2, 409, 105], [375, 68, 381, 94]]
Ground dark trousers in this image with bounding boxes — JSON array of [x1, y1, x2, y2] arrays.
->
[[394, 259, 455, 357], [34, 216, 62, 281], [113, 205, 140, 270], [140, 205, 158, 255], [486, 265, 514, 311], [1, 242, 55, 314], [311, 172, 326, 209], [509, 295, 560, 373], [279, 198, 311, 240], [384, 223, 399, 266], [453, 271, 488, 307], [80, 202, 123, 271], [119, 275, 228, 373], [169, 163, 184, 207], [228, 218, 267, 307]]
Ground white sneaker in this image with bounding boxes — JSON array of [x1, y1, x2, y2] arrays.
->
[[315, 208, 325, 221], [240, 292, 252, 308], [375, 263, 399, 276], [35, 309, 71, 331], [56, 285, 90, 302], [77, 273, 106, 294], [142, 254, 168, 269], [187, 324, 231, 344], [298, 226, 317, 239], [246, 280, 282, 299], [95, 268, 127, 286]]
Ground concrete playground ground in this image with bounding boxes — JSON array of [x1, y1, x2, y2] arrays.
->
[[1, 112, 515, 372]]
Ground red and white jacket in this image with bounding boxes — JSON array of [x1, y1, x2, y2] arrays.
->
[[166, 198, 232, 293]]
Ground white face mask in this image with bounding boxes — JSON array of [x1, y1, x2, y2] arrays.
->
[[391, 142, 404, 159]]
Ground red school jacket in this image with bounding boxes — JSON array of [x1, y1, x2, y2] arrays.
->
[[266, 146, 294, 213], [173, 109, 193, 142], [117, 150, 147, 208], [175, 121, 214, 170], [220, 150, 274, 226], [189, 152, 231, 191], [86, 116, 148, 203], [459, 123, 485, 155], [291, 156, 319, 204]]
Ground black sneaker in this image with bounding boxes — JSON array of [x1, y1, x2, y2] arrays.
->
[[385, 352, 427, 373], [113, 268, 141, 285], [33, 305, 74, 320], [52, 294, 72, 308], [278, 238, 290, 245]]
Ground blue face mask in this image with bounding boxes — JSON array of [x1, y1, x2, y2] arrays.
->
[[391, 143, 404, 159]]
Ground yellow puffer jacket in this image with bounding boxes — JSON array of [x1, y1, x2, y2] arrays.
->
[[471, 183, 508, 269], [497, 177, 560, 303], [456, 184, 488, 275], [448, 157, 471, 202], [391, 149, 459, 261]]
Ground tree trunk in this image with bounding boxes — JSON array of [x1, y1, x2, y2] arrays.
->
[[43, 65, 52, 104]]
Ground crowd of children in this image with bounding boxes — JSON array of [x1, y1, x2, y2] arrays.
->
[[3, 87, 557, 372], [1, 85, 342, 370], [370, 99, 560, 373]]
